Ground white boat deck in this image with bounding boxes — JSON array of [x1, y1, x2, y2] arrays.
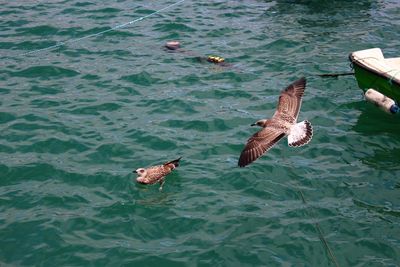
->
[[351, 48, 400, 83]]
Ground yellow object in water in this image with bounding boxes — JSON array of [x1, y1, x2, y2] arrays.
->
[[207, 55, 225, 64]]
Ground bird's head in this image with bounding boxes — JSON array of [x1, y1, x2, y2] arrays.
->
[[135, 168, 147, 183], [251, 119, 269, 127]]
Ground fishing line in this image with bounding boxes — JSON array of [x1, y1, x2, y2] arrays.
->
[[266, 174, 339, 266], [298, 189, 340, 267], [18, 0, 186, 57]]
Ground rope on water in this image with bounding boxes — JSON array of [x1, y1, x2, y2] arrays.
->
[[19, 0, 186, 57], [316, 62, 355, 78], [316, 72, 354, 78], [298, 189, 340, 267], [387, 69, 400, 85]]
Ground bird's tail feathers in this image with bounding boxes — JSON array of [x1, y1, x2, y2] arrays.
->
[[288, 120, 313, 147], [164, 157, 182, 168]]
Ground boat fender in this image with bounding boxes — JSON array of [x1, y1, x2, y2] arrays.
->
[[364, 88, 399, 114]]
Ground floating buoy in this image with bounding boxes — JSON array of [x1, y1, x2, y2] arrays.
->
[[165, 41, 181, 50], [207, 55, 225, 64], [364, 88, 400, 114]]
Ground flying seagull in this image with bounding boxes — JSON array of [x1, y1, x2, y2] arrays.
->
[[134, 157, 181, 190], [238, 77, 312, 167]]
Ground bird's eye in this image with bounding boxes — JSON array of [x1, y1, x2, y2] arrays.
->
[[140, 169, 145, 173]]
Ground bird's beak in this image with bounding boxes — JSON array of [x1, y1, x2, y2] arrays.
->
[[250, 123, 256, 126]]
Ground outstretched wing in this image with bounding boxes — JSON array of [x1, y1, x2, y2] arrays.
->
[[238, 126, 286, 167], [273, 77, 306, 123]]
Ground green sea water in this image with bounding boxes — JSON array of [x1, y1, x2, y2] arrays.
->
[[1, 0, 400, 266]]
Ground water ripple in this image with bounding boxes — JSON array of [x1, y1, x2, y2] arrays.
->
[[1, 0, 400, 266]]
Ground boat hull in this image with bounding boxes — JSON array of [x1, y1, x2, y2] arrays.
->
[[349, 48, 400, 102], [352, 63, 400, 101]]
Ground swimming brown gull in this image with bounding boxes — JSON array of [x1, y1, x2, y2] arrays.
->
[[238, 77, 312, 167], [134, 157, 181, 190]]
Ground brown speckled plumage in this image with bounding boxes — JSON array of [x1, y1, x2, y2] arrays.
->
[[238, 78, 312, 167], [135, 157, 181, 190]]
